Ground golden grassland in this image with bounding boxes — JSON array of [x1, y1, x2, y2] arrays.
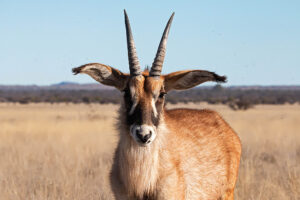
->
[[0, 103, 299, 200]]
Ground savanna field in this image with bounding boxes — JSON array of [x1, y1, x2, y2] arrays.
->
[[0, 103, 299, 200]]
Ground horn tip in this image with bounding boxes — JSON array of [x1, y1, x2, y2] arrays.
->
[[170, 12, 175, 19], [170, 12, 175, 21]]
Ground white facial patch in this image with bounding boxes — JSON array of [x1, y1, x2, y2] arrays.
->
[[129, 84, 138, 115], [129, 101, 138, 115], [151, 98, 158, 117], [130, 124, 157, 146]]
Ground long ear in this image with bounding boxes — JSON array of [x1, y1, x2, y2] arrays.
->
[[164, 70, 226, 92], [72, 63, 129, 91]]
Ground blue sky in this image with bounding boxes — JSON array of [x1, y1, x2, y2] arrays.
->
[[1, 0, 299, 85]]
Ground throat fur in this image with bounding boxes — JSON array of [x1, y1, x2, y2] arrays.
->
[[118, 138, 160, 199]]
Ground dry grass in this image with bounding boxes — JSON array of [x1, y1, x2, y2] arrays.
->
[[0, 103, 299, 200]]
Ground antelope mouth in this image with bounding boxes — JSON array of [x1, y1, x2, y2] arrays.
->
[[130, 125, 157, 146]]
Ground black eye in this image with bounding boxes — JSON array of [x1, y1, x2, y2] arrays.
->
[[122, 87, 130, 95], [159, 92, 166, 98]]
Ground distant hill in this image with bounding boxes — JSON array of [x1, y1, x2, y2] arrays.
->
[[0, 82, 299, 91], [227, 85, 300, 90], [0, 82, 112, 91], [1, 83, 300, 107]]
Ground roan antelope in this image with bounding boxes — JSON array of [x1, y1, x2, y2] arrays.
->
[[73, 10, 241, 200]]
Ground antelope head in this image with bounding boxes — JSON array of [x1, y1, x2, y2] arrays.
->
[[72, 10, 226, 146]]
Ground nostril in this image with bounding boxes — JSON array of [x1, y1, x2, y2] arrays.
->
[[135, 131, 143, 141], [134, 129, 153, 144], [135, 129, 140, 135], [144, 132, 152, 142]]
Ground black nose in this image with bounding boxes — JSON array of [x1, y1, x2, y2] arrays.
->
[[136, 131, 152, 143]]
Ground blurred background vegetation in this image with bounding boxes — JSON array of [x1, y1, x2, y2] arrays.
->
[[1, 83, 299, 110]]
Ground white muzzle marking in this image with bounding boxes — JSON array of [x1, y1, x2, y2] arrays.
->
[[130, 124, 156, 146]]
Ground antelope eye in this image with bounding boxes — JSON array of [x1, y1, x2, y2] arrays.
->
[[122, 87, 129, 94], [159, 92, 166, 98]]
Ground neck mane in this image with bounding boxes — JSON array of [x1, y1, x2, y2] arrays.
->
[[116, 105, 168, 198]]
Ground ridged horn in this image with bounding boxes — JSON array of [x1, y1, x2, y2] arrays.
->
[[124, 10, 141, 76], [150, 12, 175, 77]]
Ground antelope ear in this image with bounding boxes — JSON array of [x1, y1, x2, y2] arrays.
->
[[72, 63, 129, 91], [164, 70, 226, 92]]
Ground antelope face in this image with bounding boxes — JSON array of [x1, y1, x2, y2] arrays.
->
[[123, 75, 165, 145], [72, 10, 227, 146]]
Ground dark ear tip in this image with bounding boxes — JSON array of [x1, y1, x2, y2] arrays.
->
[[72, 66, 82, 75], [213, 73, 227, 83]]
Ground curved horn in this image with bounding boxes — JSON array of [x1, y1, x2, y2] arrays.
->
[[124, 10, 141, 76], [150, 12, 175, 77]]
